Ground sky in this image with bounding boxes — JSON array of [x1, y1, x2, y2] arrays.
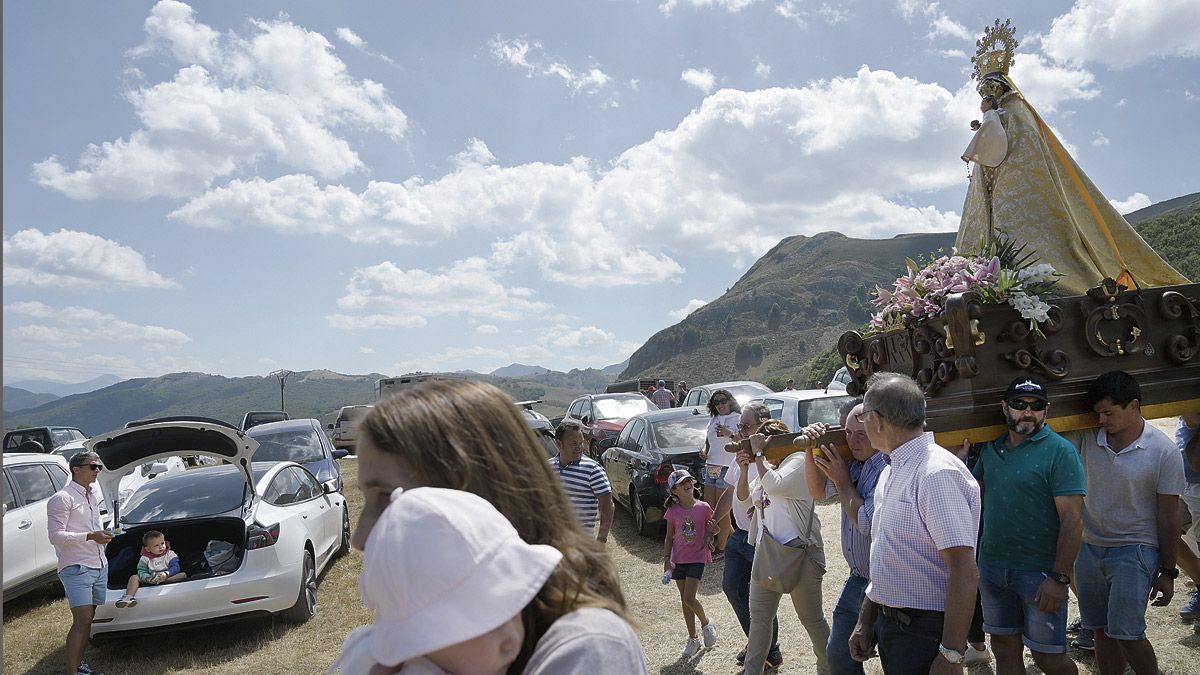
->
[[4, 0, 1199, 384]]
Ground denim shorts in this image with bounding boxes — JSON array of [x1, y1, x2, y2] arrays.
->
[[703, 464, 729, 488], [59, 564, 107, 608], [1075, 542, 1158, 640], [977, 562, 1067, 653], [671, 562, 706, 581]]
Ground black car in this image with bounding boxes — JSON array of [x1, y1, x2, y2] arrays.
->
[[517, 400, 558, 459], [600, 407, 709, 536]]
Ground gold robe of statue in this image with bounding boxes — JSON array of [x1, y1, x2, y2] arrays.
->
[[956, 75, 1189, 295]]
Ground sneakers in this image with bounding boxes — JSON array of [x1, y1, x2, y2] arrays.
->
[[682, 636, 702, 657], [76, 664, 101, 675], [712, 550, 726, 563], [1070, 628, 1095, 651], [702, 621, 718, 648], [964, 644, 992, 666], [1180, 590, 1200, 620], [766, 649, 784, 670], [736, 646, 747, 665], [1066, 616, 1082, 634], [115, 594, 137, 608]]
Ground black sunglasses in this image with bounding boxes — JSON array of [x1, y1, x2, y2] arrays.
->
[[1008, 399, 1047, 411], [712, 398, 731, 405], [82, 464, 104, 471]]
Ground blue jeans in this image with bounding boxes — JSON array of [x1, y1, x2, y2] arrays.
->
[[978, 562, 1068, 653], [722, 528, 779, 648], [1075, 542, 1159, 640], [828, 575, 869, 675], [876, 608, 943, 675]]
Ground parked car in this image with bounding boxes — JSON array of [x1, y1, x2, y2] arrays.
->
[[561, 393, 659, 456], [679, 380, 773, 408], [3, 426, 87, 453], [600, 407, 710, 536], [53, 439, 187, 511], [247, 418, 348, 493], [3, 452, 72, 600], [87, 418, 349, 638], [517, 400, 558, 459], [747, 389, 858, 431], [241, 411, 289, 431], [328, 405, 373, 452]]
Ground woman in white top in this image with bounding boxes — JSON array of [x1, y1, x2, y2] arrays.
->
[[699, 389, 743, 559], [737, 420, 830, 675]]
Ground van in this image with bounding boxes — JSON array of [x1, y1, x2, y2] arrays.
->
[[330, 405, 374, 452]]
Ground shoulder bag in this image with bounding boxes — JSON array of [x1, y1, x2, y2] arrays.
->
[[750, 496, 816, 594]]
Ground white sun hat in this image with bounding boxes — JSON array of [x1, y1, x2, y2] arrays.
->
[[361, 487, 563, 667], [666, 468, 694, 490]]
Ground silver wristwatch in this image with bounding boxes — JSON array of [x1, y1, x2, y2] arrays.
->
[[938, 645, 965, 664]]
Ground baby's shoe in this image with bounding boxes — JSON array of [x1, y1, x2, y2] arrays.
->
[[115, 594, 137, 608]]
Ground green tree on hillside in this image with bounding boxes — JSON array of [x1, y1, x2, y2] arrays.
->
[[1135, 210, 1200, 281]]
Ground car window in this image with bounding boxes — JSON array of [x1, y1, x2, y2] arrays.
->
[[121, 467, 251, 522], [567, 399, 584, 418], [8, 464, 58, 506], [250, 428, 327, 464], [631, 420, 647, 450], [264, 468, 304, 506], [294, 467, 323, 501], [56, 445, 88, 464], [698, 390, 711, 405], [763, 398, 786, 420], [593, 397, 655, 421], [50, 429, 76, 447], [797, 395, 856, 427], [652, 415, 710, 449], [727, 383, 773, 400], [69, 429, 87, 442], [619, 419, 640, 450], [336, 406, 371, 425], [2, 473, 16, 511], [47, 463, 69, 490]]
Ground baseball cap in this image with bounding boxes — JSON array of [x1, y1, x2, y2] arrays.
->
[[666, 468, 694, 490], [657, 379, 666, 386], [361, 487, 563, 667], [1005, 376, 1049, 403]]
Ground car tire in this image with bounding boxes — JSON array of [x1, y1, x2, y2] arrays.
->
[[631, 486, 657, 538], [281, 549, 317, 623], [335, 507, 351, 558]]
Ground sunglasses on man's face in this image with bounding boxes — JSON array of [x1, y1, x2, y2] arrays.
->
[[1007, 399, 1047, 412], [79, 464, 104, 471]]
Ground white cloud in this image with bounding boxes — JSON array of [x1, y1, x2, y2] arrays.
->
[[755, 60, 772, 78], [937, 49, 968, 59], [358, 346, 376, 354], [775, 1, 807, 26], [488, 36, 611, 95], [1111, 192, 1151, 214], [1091, 131, 1110, 147], [1008, 53, 1099, 112], [661, 0, 761, 14], [328, 256, 550, 330], [335, 27, 364, 49], [1041, 0, 1200, 68], [5, 301, 191, 349], [928, 15, 972, 41], [669, 299, 709, 320], [681, 68, 716, 93], [34, 1, 407, 200], [476, 324, 499, 334], [1115, 97, 1128, 107], [3, 228, 176, 289]]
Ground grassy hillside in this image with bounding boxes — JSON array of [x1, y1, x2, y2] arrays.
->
[[1133, 205, 1200, 282], [3, 387, 60, 414], [620, 231, 958, 388]]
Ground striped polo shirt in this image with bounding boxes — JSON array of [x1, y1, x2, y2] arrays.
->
[[550, 454, 612, 533]]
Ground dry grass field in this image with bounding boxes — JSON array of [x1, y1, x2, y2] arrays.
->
[[5, 425, 1199, 674]]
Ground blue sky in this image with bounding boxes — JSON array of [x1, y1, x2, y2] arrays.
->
[[4, 0, 1199, 383]]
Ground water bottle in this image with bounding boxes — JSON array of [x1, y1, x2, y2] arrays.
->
[[662, 565, 673, 585]]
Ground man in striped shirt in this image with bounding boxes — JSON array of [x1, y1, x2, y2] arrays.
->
[[849, 373, 981, 675], [810, 400, 887, 675], [550, 419, 615, 542]]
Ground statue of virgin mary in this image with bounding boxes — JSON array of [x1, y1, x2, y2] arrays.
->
[[956, 20, 1189, 295]]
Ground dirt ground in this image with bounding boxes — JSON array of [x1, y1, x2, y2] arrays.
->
[[5, 425, 1200, 674]]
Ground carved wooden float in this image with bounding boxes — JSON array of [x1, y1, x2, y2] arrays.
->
[[833, 279, 1200, 448]]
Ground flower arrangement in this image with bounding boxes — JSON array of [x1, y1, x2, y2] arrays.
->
[[869, 237, 1061, 336]]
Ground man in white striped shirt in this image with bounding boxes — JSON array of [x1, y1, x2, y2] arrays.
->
[[550, 419, 615, 542]]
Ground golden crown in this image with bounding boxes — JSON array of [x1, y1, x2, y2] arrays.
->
[[971, 18, 1018, 81]]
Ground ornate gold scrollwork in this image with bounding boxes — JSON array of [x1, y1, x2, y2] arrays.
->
[[1083, 279, 1148, 358], [1159, 290, 1200, 364]]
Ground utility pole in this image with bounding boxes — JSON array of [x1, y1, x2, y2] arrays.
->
[[269, 369, 293, 411]]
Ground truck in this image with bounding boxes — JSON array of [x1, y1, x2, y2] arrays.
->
[[375, 373, 460, 400]]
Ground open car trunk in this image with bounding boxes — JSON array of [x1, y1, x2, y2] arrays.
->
[[105, 517, 247, 590]]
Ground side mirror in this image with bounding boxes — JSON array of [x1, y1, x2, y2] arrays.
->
[[326, 423, 334, 430], [322, 480, 339, 494], [581, 415, 592, 426], [597, 437, 617, 451], [332, 449, 349, 460]]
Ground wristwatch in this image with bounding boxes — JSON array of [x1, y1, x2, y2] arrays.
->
[[1160, 567, 1180, 579], [754, 451, 765, 458], [1049, 571, 1071, 585], [938, 645, 966, 664]]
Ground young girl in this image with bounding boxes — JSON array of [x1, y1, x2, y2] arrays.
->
[[336, 486, 608, 675], [662, 469, 718, 657]]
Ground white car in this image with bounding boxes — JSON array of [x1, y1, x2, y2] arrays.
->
[[680, 380, 773, 408], [54, 440, 187, 509], [748, 389, 859, 430], [329, 404, 373, 451], [2, 453, 72, 600], [88, 419, 349, 638]]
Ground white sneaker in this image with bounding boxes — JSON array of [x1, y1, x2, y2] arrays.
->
[[682, 636, 702, 657], [702, 621, 718, 648], [115, 594, 137, 609], [964, 644, 991, 666]]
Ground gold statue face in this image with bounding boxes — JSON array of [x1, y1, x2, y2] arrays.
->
[[978, 79, 1006, 99]]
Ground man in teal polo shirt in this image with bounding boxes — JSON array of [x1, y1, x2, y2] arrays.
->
[[973, 377, 1085, 675]]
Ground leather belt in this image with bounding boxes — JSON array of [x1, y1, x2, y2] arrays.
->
[[878, 604, 943, 627]]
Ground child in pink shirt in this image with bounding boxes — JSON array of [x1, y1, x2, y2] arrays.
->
[[662, 469, 718, 657]]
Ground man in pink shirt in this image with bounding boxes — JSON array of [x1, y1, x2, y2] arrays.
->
[[47, 450, 114, 675]]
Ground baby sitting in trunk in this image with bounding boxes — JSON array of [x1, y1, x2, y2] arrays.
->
[[116, 530, 187, 608]]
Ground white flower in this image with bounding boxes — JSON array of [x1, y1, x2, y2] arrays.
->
[[1008, 290, 1051, 323], [1017, 263, 1057, 285]]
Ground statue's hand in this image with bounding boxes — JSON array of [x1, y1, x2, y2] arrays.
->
[[970, 120, 981, 130]]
